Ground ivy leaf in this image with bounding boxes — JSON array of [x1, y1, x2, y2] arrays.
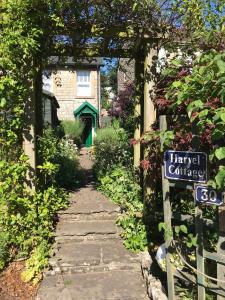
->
[[212, 128, 224, 141], [175, 226, 180, 234], [215, 167, 225, 188], [207, 180, 217, 189], [0, 98, 7, 108], [180, 225, 188, 234], [158, 222, 166, 232], [216, 59, 225, 73], [221, 113, 225, 122], [215, 147, 225, 160]]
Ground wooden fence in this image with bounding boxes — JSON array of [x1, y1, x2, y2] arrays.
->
[[160, 115, 225, 300]]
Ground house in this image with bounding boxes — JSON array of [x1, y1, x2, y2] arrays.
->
[[43, 57, 103, 147]]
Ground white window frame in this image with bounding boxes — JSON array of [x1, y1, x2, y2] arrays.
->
[[77, 70, 91, 97]]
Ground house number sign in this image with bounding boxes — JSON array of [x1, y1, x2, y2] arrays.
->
[[195, 185, 224, 206], [164, 150, 207, 183]]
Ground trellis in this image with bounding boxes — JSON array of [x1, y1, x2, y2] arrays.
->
[[160, 115, 225, 300]]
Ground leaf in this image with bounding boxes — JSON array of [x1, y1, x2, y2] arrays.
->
[[180, 225, 188, 234], [215, 147, 225, 160], [216, 59, 225, 73], [212, 128, 224, 142], [198, 109, 208, 118], [215, 167, 225, 188], [175, 226, 180, 234], [158, 222, 166, 232], [172, 81, 182, 88], [221, 113, 225, 122], [0, 98, 6, 108]]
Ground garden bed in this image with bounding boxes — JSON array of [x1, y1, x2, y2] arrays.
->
[[0, 261, 38, 300]]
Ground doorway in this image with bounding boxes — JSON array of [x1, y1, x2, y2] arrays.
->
[[81, 116, 93, 147]]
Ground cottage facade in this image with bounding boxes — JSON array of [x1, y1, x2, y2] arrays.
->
[[43, 57, 103, 146]]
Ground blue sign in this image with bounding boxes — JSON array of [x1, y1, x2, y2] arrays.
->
[[195, 185, 224, 206], [164, 150, 207, 183]]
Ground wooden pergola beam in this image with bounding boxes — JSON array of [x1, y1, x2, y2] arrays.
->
[[50, 44, 133, 58]]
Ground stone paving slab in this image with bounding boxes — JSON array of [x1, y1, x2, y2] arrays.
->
[[62, 196, 119, 215], [37, 270, 148, 300], [56, 220, 118, 237], [50, 240, 140, 273]]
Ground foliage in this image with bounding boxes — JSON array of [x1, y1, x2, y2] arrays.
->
[[98, 166, 148, 252], [21, 241, 50, 285], [109, 83, 135, 137], [99, 166, 142, 211], [0, 152, 69, 279], [117, 215, 147, 251], [38, 127, 83, 189], [0, 232, 9, 270], [61, 120, 84, 147], [93, 123, 131, 177]]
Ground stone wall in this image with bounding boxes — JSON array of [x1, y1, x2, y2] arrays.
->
[[141, 251, 168, 300], [52, 69, 99, 121]]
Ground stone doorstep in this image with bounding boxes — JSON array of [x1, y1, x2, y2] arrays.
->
[[37, 270, 149, 300]]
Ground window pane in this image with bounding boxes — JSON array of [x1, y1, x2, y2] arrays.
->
[[77, 70, 91, 96], [77, 70, 90, 83]]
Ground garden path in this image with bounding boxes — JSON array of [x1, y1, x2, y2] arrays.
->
[[37, 148, 148, 300]]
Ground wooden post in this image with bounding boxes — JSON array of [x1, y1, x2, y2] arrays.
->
[[160, 115, 175, 300], [143, 47, 157, 133], [192, 121, 205, 300], [217, 206, 225, 300], [133, 57, 144, 168], [143, 47, 157, 197], [23, 63, 43, 190], [195, 206, 206, 300]]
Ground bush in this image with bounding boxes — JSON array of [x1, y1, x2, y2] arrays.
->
[[0, 152, 69, 280], [38, 128, 84, 189], [93, 123, 131, 177], [98, 166, 148, 252], [61, 119, 84, 147], [0, 232, 9, 271]]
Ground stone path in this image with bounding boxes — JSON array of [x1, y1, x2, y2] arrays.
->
[[37, 149, 148, 300]]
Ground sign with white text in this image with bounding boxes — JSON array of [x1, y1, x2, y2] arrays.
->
[[195, 185, 224, 206], [164, 150, 207, 183]]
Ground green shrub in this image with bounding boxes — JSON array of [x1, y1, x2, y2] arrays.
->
[[61, 119, 84, 147], [98, 166, 148, 252], [98, 166, 142, 211], [94, 124, 131, 177], [38, 128, 84, 189], [0, 232, 9, 271]]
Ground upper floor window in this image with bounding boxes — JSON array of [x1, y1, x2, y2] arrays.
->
[[77, 70, 91, 96]]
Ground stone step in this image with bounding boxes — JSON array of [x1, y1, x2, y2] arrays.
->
[[55, 220, 119, 242], [58, 188, 120, 220], [47, 240, 140, 275], [37, 270, 149, 300], [59, 211, 118, 221]]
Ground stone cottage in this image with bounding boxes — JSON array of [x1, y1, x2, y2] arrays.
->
[[43, 57, 103, 146]]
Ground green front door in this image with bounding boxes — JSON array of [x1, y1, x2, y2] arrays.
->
[[82, 116, 93, 147]]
